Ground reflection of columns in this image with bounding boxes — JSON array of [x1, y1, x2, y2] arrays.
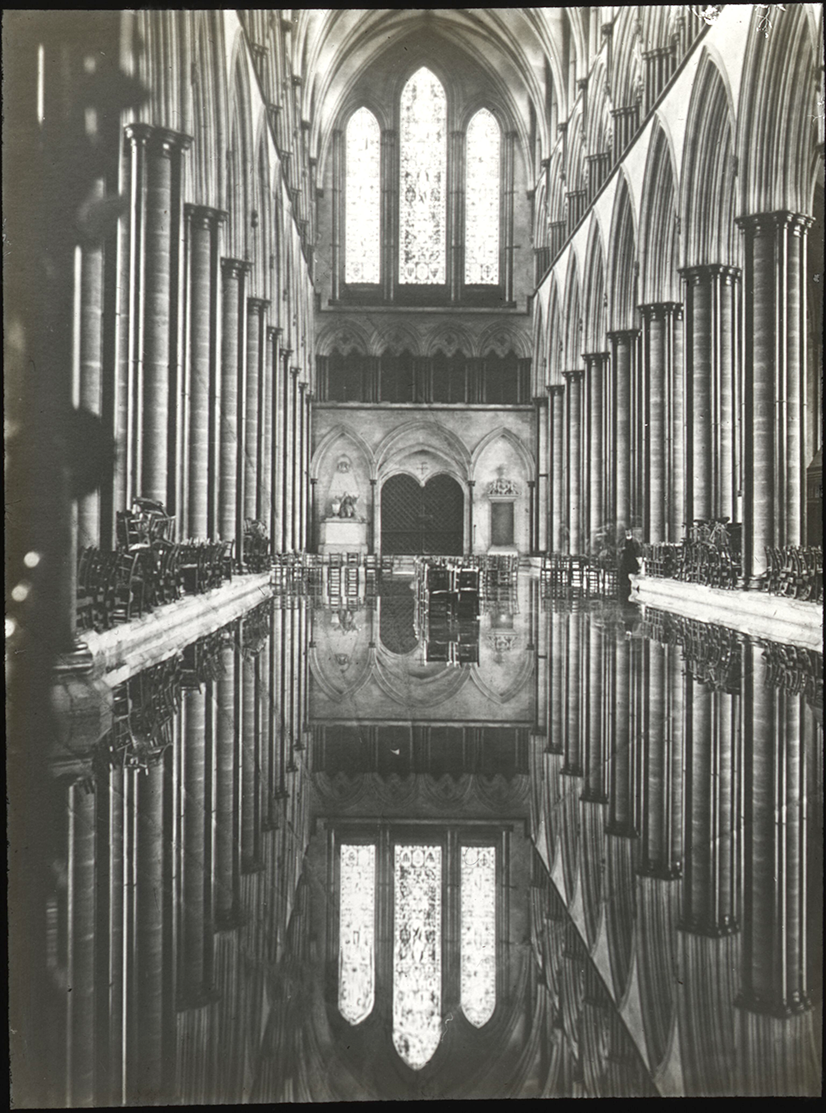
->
[[680, 674, 738, 936], [135, 759, 166, 1095], [467, 480, 475, 555], [549, 385, 565, 551], [241, 652, 263, 873], [639, 304, 682, 543], [219, 260, 249, 545], [606, 633, 638, 837], [67, 780, 97, 1104], [681, 266, 738, 528], [548, 609, 565, 754], [739, 642, 810, 1016], [583, 353, 608, 546], [185, 206, 225, 539], [563, 370, 583, 554], [124, 125, 192, 509], [536, 394, 550, 551], [290, 368, 300, 550], [562, 610, 582, 776], [608, 330, 638, 532], [582, 619, 607, 803], [737, 213, 811, 584], [528, 480, 536, 554], [270, 330, 283, 548], [638, 641, 680, 878], [214, 642, 243, 929], [181, 688, 208, 1005], [245, 298, 269, 524]]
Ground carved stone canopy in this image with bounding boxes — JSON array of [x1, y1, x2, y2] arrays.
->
[[487, 477, 519, 498]]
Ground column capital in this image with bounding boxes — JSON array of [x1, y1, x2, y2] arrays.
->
[[298, 380, 307, 394], [638, 300, 684, 320], [267, 325, 283, 341], [290, 366, 301, 378], [184, 203, 228, 228], [221, 257, 251, 280], [247, 297, 270, 313], [280, 347, 293, 360], [562, 369, 584, 383], [582, 350, 610, 365], [678, 263, 740, 284], [124, 122, 193, 155], [736, 210, 813, 237], [548, 383, 566, 397], [607, 328, 640, 343]]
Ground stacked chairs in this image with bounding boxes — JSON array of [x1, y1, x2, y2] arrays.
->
[[327, 553, 343, 604], [243, 519, 271, 573]]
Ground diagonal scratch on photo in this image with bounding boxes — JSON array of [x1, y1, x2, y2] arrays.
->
[[5, 6, 824, 1105]]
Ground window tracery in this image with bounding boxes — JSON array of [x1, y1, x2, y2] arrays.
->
[[460, 845, 497, 1027], [345, 107, 381, 284], [338, 843, 377, 1025]]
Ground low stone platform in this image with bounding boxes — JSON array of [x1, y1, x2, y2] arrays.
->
[[630, 574, 822, 652]]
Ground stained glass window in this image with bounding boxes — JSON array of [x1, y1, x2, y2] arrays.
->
[[465, 109, 500, 285], [460, 846, 496, 1027], [399, 69, 446, 285], [345, 107, 381, 284], [339, 844, 376, 1025], [393, 844, 442, 1069]]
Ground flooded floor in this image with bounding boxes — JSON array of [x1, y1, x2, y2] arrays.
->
[[34, 568, 823, 1101]]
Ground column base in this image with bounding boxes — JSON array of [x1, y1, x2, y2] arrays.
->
[[734, 990, 813, 1018], [677, 915, 739, 938]]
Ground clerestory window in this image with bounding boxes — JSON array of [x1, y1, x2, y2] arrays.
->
[[336, 70, 511, 306]]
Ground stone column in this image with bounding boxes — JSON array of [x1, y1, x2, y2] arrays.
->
[[270, 329, 283, 549], [681, 266, 739, 528], [637, 640, 680, 878], [536, 394, 550, 552], [549, 385, 566, 551], [331, 129, 342, 302], [467, 480, 475, 555], [241, 651, 262, 874], [185, 206, 225, 540], [67, 779, 97, 1104], [563, 370, 583, 554], [214, 642, 242, 930], [369, 479, 377, 554], [639, 304, 682, 543], [607, 330, 637, 535], [298, 381, 307, 549], [260, 327, 274, 536], [290, 368, 301, 550], [279, 349, 292, 552], [219, 259, 249, 546], [582, 618, 608, 803], [583, 352, 608, 547], [562, 610, 583, 776], [737, 213, 810, 584], [124, 125, 192, 508], [606, 633, 637, 837], [244, 298, 269, 527], [77, 180, 105, 551]]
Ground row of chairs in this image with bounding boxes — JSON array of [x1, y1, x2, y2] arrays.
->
[[77, 548, 146, 632], [764, 546, 823, 603]]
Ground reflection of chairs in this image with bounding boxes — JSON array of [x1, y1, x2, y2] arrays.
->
[[111, 551, 145, 623]]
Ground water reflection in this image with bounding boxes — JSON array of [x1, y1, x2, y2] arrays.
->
[[44, 575, 821, 1101]]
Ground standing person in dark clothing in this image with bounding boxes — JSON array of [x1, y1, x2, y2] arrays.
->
[[619, 531, 641, 601]]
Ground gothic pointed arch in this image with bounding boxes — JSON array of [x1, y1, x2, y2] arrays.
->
[[471, 426, 535, 482], [607, 174, 638, 331], [680, 53, 737, 269], [639, 121, 679, 303], [562, 253, 582, 370], [582, 218, 607, 351]]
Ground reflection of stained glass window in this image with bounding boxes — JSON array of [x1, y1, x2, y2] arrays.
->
[[460, 846, 496, 1027], [399, 68, 446, 284], [465, 109, 500, 285], [393, 844, 442, 1069], [346, 108, 381, 284], [339, 844, 376, 1025]]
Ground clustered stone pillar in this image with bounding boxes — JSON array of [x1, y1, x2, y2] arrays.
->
[[563, 370, 583, 554], [134, 758, 166, 1096], [381, 129, 398, 303], [270, 329, 284, 550], [536, 393, 550, 552], [185, 205, 225, 540], [279, 349, 292, 552], [290, 368, 301, 549], [124, 125, 192, 510], [608, 329, 638, 535], [639, 304, 682, 543], [219, 259, 249, 548], [77, 178, 105, 551], [583, 352, 608, 547], [449, 129, 465, 303], [214, 639, 242, 930], [681, 266, 739, 530], [737, 212, 811, 585], [549, 385, 566, 552], [180, 686, 209, 1006], [245, 298, 269, 528]]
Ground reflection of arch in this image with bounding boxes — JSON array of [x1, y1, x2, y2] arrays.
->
[[469, 650, 533, 705], [471, 427, 534, 481]]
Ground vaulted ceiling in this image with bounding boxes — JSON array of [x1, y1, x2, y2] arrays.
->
[[291, 8, 582, 170]]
